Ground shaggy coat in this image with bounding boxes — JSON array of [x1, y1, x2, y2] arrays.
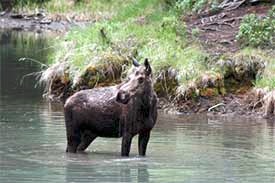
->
[[64, 59, 157, 156]]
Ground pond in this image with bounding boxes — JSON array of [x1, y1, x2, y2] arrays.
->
[[0, 31, 275, 183]]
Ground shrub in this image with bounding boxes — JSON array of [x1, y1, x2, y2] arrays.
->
[[237, 7, 275, 48], [175, 0, 208, 13]]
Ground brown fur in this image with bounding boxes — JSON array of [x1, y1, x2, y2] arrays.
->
[[64, 59, 157, 156]]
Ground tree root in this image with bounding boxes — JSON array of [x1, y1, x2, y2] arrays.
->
[[263, 90, 275, 118], [219, 0, 247, 11]]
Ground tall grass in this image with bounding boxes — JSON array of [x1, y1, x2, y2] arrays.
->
[[50, 0, 209, 89], [235, 48, 275, 90]]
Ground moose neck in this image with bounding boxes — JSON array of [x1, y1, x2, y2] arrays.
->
[[132, 86, 153, 114]]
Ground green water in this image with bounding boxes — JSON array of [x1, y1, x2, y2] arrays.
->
[[0, 31, 275, 183]]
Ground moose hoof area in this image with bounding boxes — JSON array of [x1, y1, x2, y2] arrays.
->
[[121, 154, 130, 157], [66, 146, 77, 153]]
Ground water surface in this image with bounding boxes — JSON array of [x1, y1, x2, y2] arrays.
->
[[0, 31, 275, 183]]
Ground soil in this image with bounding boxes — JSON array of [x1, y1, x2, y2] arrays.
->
[[185, 4, 271, 54], [169, 3, 273, 117], [158, 89, 264, 117]]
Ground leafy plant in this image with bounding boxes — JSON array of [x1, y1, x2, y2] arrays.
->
[[237, 7, 275, 48], [175, 0, 208, 13]]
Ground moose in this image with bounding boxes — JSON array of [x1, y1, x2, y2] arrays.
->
[[64, 58, 158, 156]]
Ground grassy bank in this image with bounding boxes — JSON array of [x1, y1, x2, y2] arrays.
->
[[40, 0, 275, 115], [42, 0, 213, 100]]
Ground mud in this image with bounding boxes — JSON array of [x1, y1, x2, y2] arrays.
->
[[185, 4, 271, 54], [160, 90, 265, 118]]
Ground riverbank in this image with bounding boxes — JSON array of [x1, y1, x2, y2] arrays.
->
[[0, 11, 90, 32], [5, 1, 275, 117]]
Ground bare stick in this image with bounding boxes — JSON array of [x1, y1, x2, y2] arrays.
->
[[208, 103, 225, 112]]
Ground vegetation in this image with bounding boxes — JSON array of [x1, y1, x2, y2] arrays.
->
[[43, 0, 214, 99], [35, 0, 275, 114], [237, 6, 275, 48], [235, 6, 275, 91]]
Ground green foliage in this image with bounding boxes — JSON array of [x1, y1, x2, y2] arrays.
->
[[49, 0, 209, 94], [175, 0, 208, 13], [237, 7, 275, 48], [191, 28, 200, 39], [234, 48, 275, 90], [14, 0, 49, 6]]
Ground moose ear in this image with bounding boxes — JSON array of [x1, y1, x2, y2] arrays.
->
[[144, 58, 152, 76], [116, 90, 130, 104], [132, 57, 140, 67]]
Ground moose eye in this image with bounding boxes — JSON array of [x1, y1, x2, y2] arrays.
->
[[138, 77, 144, 84]]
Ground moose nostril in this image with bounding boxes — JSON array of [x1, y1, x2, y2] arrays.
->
[[138, 77, 144, 84]]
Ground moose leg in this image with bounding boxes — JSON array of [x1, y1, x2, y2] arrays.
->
[[66, 125, 81, 153], [138, 131, 151, 156], [77, 131, 97, 152], [121, 133, 133, 156]]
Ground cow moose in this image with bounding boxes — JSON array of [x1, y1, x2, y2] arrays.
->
[[64, 58, 158, 156]]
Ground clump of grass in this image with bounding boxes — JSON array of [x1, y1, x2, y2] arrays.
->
[[224, 48, 275, 91], [45, 0, 211, 99], [176, 0, 208, 13], [12, 0, 135, 22], [251, 49, 275, 90]]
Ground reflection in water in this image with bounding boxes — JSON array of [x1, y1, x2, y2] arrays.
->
[[0, 31, 275, 183], [65, 158, 149, 183], [0, 30, 50, 99]]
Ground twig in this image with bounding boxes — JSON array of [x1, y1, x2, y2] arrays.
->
[[201, 27, 222, 32], [20, 71, 43, 86], [18, 57, 48, 69], [252, 99, 263, 111], [202, 21, 235, 28], [208, 103, 225, 112], [163, 71, 169, 96], [219, 0, 246, 11]]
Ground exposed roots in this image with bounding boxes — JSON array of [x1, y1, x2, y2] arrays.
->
[[175, 72, 225, 102], [216, 53, 266, 91], [244, 88, 275, 118], [74, 53, 130, 90], [39, 62, 70, 101], [154, 67, 178, 98], [263, 90, 275, 118]]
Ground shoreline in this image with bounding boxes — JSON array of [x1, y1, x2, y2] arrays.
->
[[0, 12, 91, 32], [2, 3, 274, 119]]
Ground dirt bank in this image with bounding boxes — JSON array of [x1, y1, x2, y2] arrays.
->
[[33, 3, 275, 118], [186, 4, 270, 54]]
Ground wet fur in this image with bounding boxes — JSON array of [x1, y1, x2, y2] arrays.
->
[[64, 62, 157, 156]]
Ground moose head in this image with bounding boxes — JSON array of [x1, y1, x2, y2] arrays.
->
[[116, 58, 153, 104]]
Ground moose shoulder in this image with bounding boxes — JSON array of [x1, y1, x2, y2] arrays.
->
[[64, 59, 158, 156]]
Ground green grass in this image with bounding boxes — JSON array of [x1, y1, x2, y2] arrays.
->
[[237, 6, 275, 48], [43, 0, 275, 100], [49, 0, 209, 91], [13, 0, 134, 21], [236, 48, 275, 90]]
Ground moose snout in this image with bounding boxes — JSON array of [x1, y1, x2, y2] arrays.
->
[[116, 90, 131, 104]]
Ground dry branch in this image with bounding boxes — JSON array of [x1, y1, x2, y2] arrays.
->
[[219, 0, 247, 11]]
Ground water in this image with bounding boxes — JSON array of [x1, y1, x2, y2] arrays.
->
[[0, 31, 275, 183]]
